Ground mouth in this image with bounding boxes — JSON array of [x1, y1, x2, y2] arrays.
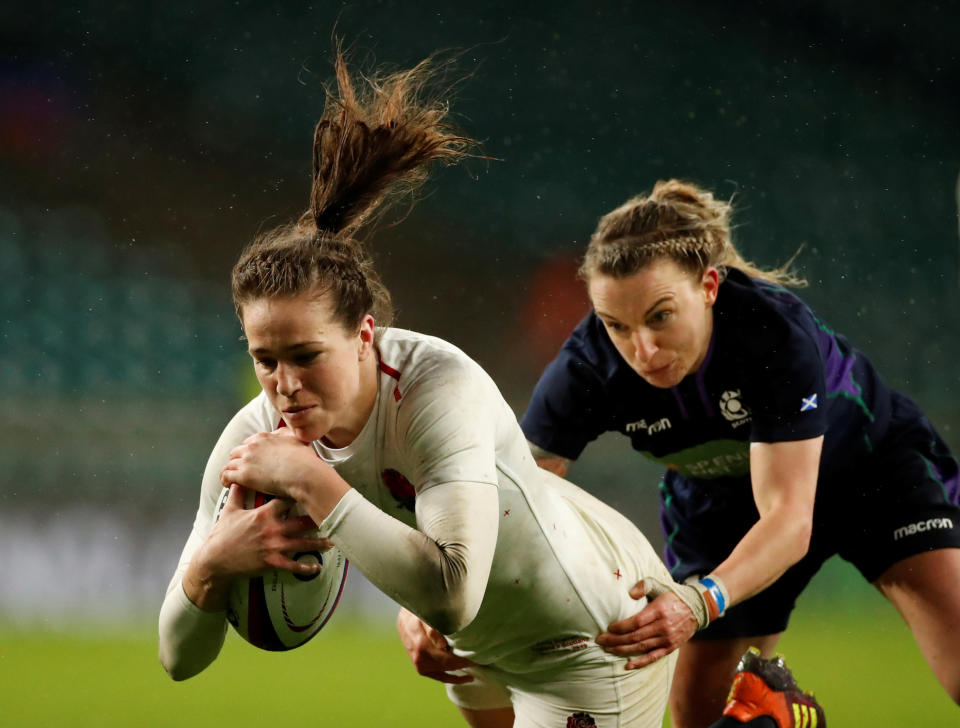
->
[[282, 404, 315, 421], [640, 361, 673, 377]]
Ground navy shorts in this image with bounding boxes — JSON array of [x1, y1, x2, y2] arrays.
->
[[661, 402, 960, 639]]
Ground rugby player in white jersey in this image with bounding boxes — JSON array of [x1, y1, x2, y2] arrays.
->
[[158, 54, 822, 728]]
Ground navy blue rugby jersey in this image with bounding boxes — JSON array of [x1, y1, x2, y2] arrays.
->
[[520, 268, 893, 482]]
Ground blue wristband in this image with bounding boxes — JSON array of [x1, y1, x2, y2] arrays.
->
[[698, 576, 727, 617]]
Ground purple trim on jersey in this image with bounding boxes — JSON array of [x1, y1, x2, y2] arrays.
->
[[945, 470, 959, 502], [671, 387, 690, 419], [819, 328, 860, 400], [928, 453, 960, 502], [695, 327, 717, 417]]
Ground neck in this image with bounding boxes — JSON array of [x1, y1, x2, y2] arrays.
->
[[689, 308, 715, 376], [321, 354, 379, 448]]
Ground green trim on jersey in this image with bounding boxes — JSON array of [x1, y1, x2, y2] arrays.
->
[[659, 478, 683, 576], [641, 439, 751, 479]]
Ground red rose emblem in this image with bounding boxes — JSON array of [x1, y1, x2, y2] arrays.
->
[[567, 713, 596, 728], [381, 469, 416, 512]]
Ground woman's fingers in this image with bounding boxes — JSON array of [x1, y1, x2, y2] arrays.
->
[[283, 537, 332, 553], [221, 483, 245, 511], [597, 631, 670, 656], [283, 514, 319, 533], [596, 616, 665, 648], [596, 592, 698, 668], [625, 646, 675, 670], [268, 553, 323, 576]]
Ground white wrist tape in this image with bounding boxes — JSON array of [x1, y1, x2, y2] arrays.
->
[[691, 573, 729, 625], [642, 573, 730, 630]]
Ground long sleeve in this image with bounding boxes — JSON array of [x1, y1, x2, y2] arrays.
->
[[319, 481, 499, 635], [157, 394, 276, 679], [157, 565, 228, 680]]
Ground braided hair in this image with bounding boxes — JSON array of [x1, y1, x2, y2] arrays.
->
[[579, 179, 805, 287]]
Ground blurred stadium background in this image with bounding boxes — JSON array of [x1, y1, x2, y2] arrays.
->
[[1, 1, 958, 724]]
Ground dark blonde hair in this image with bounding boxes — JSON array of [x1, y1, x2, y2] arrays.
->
[[231, 54, 477, 329], [580, 179, 805, 287]]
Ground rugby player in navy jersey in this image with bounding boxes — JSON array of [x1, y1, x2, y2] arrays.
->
[[515, 180, 960, 727]]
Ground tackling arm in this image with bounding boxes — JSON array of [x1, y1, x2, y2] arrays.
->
[[596, 435, 823, 668], [710, 435, 822, 603]]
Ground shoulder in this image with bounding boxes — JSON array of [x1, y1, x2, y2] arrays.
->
[[377, 327, 483, 386], [200, 392, 279, 508], [718, 269, 822, 351], [376, 328, 497, 413], [219, 391, 281, 441], [375, 330, 506, 479], [206, 391, 279, 467]]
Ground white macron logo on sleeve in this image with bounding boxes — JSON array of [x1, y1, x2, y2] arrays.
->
[[893, 518, 954, 541], [625, 417, 672, 434]]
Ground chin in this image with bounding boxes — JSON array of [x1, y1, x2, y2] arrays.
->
[[291, 427, 318, 443], [283, 419, 322, 443], [637, 363, 684, 389], [641, 374, 677, 389]]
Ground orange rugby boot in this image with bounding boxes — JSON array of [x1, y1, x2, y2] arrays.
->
[[722, 647, 826, 728]]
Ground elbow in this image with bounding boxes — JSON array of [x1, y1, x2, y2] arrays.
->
[[420, 596, 481, 636], [159, 648, 199, 682], [164, 667, 191, 683], [421, 608, 473, 637], [159, 654, 187, 682]]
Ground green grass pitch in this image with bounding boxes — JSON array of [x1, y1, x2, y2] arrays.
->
[[2, 571, 956, 726]]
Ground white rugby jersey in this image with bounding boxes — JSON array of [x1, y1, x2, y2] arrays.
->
[[159, 328, 671, 676]]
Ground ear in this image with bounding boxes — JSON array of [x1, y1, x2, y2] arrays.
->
[[701, 267, 720, 307], [357, 314, 376, 360]]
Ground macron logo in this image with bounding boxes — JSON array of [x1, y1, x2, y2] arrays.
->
[[625, 418, 672, 435], [893, 518, 954, 541]]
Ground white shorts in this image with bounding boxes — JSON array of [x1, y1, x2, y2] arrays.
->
[[446, 648, 677, 728]]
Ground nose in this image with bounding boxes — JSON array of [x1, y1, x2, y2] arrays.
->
[[275, 362, 301, 398], [631, 329, 658, 365]]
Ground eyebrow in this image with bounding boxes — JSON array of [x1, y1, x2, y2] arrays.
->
[[643, 295, 674, 317], [249, 341, 323, 356], [595, 294, 674, 323]]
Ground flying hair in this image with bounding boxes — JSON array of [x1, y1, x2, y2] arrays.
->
[[306, 53, 477, 237], [232, 51, 479, 330], [580, 179, 806, 287]]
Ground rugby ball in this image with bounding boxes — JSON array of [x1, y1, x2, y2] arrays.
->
[[213, 487, 348, 651]]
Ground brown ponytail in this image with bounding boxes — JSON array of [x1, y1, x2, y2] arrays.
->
[[579, 179, 806, 287], [232, 53, 477, 329]]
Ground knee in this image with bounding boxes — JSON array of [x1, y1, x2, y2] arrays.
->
[[935, 667, 960, 706]]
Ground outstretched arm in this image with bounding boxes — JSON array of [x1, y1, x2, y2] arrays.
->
[[598, 435, 823, 668], [715, 436, 822, 600]]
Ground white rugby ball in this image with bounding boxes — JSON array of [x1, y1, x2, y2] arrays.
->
[[213, 486, 348, 651]]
